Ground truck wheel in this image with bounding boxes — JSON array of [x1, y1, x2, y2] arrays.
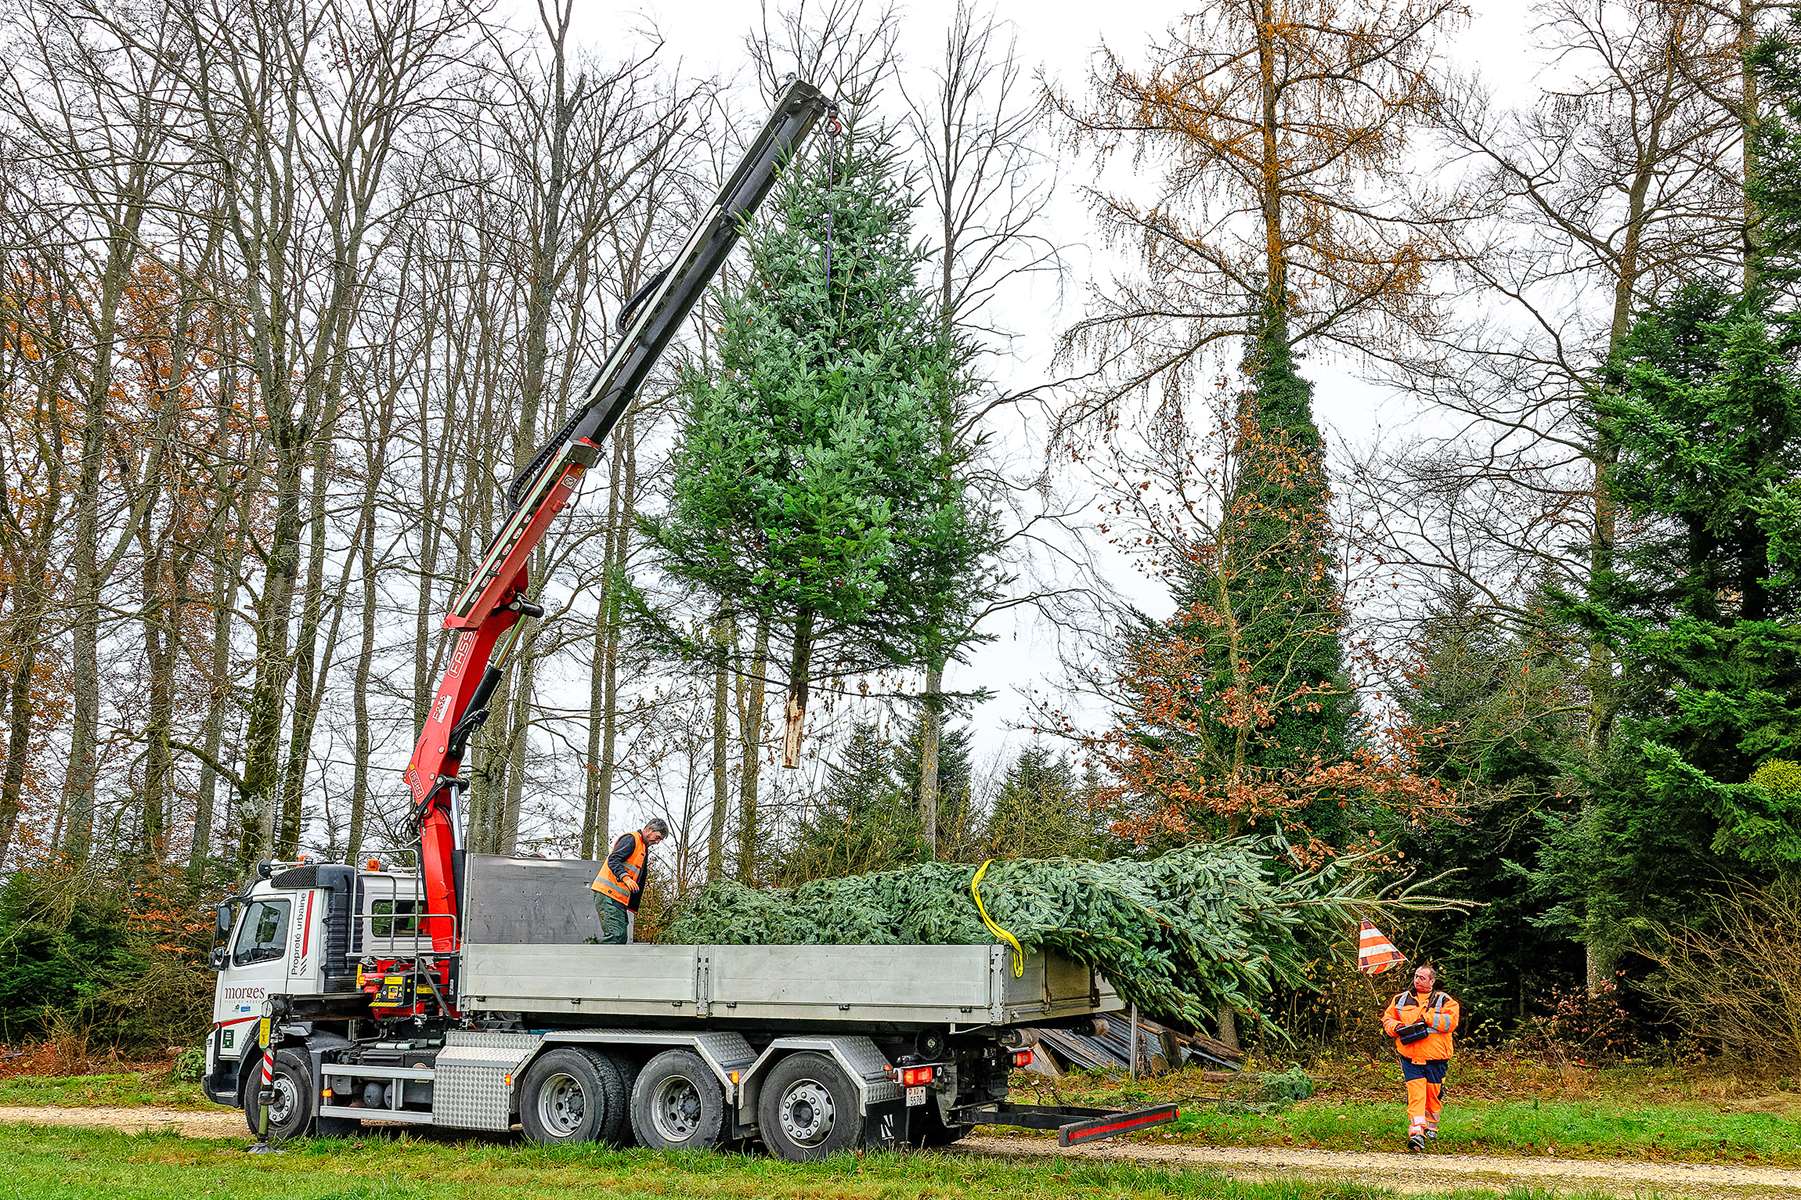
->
[[579, 1048, 631, 1145], [519, 1048, 618, 1145], [756, 1051, 865, 1161], [239, 1049, 352, 1140], [630, 1049, 725, 1151]]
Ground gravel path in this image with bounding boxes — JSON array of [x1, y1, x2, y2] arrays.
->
[[1, 1103, 1796, 1197], [962, 1134, 1801, 1198], [0, 1104, 241, 1138]]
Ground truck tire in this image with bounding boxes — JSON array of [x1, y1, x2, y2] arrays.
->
[[756, 1050, 865, 1161], [630, 1049, 726, 1151], [519, 1048, 619, 1145], [579, 1048, 631, 1145], [239, 1048, 354, 1140]]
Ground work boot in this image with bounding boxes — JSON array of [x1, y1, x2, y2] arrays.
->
[[1407, 1132, 1426, 1153]]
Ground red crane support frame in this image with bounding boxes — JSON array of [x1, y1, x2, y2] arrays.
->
[[381, 81, 828, 1005]]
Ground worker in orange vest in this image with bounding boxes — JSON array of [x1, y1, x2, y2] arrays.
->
[[592, 818, 669, 944], [1381, 963, 1460, 1152]]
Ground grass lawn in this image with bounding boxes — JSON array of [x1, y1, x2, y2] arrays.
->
[[0, 1070, 207, 1111], [1153, 1099, 1801, 1164], [0, 1124, 1627, 1200], [6, 1051, 1800, 1167], [1018, 1052, 1801, 1166]]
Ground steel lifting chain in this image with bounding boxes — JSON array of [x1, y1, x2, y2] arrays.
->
[[822, 103, 842, 294]]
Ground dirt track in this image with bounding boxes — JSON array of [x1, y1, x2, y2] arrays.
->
[[1, 1104, 1798, 1197], [0, 1104, 241, 1138], [962, 1134, 1801, 1198]]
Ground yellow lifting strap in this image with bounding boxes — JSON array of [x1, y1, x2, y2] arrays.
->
[[971, 858, 1025, 978]]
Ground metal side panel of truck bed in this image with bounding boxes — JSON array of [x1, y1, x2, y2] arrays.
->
[[454, 853, 1119, 1027], [459, 940, 1118, 1026]]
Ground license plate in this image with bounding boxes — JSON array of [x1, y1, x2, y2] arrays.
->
[[905, 1086, 926, 1107]]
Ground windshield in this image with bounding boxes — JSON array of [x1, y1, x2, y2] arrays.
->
[[231, 898, 290, 967]]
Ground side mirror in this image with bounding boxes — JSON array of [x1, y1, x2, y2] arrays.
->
[[209, 902, 235, 972]]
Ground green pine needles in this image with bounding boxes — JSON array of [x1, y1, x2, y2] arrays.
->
[[663, 840, 1394, 1031], [639, 120, 990, 767]]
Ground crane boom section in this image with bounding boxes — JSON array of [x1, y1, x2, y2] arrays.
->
[[401, 79, 828, 960]]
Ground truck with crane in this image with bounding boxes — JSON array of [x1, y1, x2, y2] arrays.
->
[[200, 78, 1176, 1161]]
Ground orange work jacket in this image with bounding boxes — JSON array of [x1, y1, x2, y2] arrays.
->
[[1383, 988, 1459, 1062], [592, 832, 647, 907]]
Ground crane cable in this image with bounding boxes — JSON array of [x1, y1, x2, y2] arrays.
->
[[971, 859, 1025, 978], [821, 103, 842, 293]]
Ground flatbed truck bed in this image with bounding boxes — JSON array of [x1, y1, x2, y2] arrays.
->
[[203, 853, 1175, 1158], [457, 854, 1119, 1029]]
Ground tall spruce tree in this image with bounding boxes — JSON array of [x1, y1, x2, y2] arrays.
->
[[641, 121, 985, 769], [1539, 27, 1801, 963], [1107, 307, 1355, 846], [1543, 286, 1801, 959]]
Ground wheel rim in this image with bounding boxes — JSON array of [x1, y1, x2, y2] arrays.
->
[[651, 1073, 704, 1142], [778, 1078, 836, 1147], [536, 1071, 588, 1137], [268, 1074, 299, 1126]]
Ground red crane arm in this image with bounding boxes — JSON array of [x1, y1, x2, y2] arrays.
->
[[402, 442, 598, 952], [397, 79, 828, 963]]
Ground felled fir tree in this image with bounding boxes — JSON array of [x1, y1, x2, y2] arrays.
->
[[642, 123, 985, 767]]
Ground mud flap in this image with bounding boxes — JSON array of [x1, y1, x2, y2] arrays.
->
[[864, 1098, 906, 1149]]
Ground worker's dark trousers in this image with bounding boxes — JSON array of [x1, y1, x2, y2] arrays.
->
[[596, 894, 631, 944]]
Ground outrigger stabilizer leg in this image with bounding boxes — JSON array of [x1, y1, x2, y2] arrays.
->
[[246, 998, 282, 1154]]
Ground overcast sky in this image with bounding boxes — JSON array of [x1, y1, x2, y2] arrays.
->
[[519, 2, 1551, 790]]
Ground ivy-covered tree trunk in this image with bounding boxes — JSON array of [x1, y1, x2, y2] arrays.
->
[[1219, 307, 1354, 780]]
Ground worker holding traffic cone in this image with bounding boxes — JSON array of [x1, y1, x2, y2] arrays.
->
[[1382, 962, 1460, 1152]]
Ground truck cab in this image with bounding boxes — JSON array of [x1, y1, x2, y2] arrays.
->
[[204, 860, 422, 1108]]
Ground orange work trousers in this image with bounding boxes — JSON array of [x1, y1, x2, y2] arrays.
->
[[1400, 1057, 1448, 1134]]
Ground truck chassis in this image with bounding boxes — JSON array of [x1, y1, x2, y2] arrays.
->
[[205, 855, 1174, 1158]]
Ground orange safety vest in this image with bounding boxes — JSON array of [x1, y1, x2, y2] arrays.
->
[[1384, 988, 1460, 1063], [592, 832, 647, 906]]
